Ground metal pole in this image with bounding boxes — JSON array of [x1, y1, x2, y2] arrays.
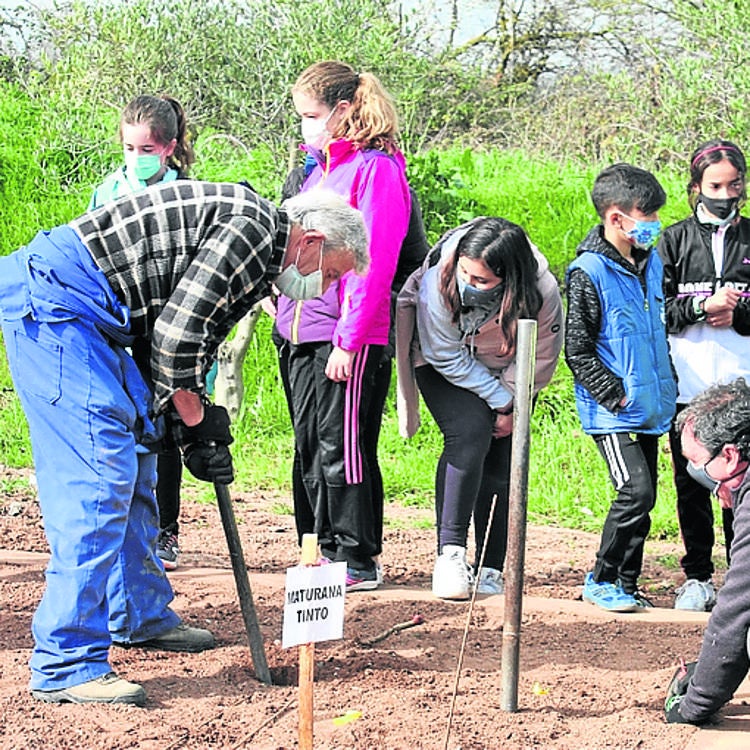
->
[[501, 319, 537, 712], [214, 481, 273, 685]]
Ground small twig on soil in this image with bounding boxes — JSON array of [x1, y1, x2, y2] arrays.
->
[[237, 694, 297, 748], [358, 613, 425, 647], [163, 691, 292, 750], [163, 705, 228, 750], [444, 493, 498, 750]]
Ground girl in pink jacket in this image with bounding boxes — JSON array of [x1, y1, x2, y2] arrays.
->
[[275, 61, 411, 590]]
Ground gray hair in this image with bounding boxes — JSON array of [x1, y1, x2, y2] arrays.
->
[[282, 188, 370, 273], [676, 378, 750, 459]]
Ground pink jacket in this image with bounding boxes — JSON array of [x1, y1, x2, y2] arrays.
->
[[275, 139, 411, 349]]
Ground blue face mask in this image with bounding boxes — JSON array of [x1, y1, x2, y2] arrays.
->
[[274, 264, 323, 300], [621, 214, 662, 250], [275, 242, 325, 300]]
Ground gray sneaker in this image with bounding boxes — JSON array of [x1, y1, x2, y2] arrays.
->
[[674, 579, 716, 611], [156, 530, 180, 571], [477, 567, 505, 595], [32, 672, 146, 706], [136, 623, 216, 652]]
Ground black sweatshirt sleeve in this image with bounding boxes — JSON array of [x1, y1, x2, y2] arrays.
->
[[564, 267, 625, 411]]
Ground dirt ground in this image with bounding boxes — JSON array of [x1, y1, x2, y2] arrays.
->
[[0, 464, 728, 749]]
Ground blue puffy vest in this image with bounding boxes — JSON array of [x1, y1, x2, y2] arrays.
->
[[568, 250, 676, 435]]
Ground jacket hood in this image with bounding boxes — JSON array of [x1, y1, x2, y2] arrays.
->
[[576, 225, 618, 259], [575, 225, 647, 272]]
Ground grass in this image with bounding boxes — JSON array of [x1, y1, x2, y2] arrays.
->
[[270, 501, 294, 516], [384, 515, 434, 531]]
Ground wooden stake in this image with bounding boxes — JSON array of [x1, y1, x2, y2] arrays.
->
[[298, 533, 318, 750]]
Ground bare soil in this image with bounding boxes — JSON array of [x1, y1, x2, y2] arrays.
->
[[0, 464, 721, 749]]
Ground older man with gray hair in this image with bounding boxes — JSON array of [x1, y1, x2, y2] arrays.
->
[[666, 377, 750, 724], [0, 180, 367, 706]]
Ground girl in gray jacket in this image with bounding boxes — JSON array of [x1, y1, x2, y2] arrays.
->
[[396, 217, 563, 599]]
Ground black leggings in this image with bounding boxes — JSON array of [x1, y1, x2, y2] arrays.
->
[[156, 447, 181, 534], [415, 364, 510, 571]]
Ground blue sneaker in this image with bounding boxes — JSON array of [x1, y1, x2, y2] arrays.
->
[[582, 572, 638, 612]]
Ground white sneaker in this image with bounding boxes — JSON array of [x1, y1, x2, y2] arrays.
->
[[674, 579, 716, 611], [477, 567, 504, 595], [432, 545, 474, 600]]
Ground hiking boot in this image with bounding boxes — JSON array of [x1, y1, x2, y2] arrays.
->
[[136, 623, 216, 652], [346, 565, 379, 592], [156, 529, 180, 571], [432, 545, 474, 600], [31, 672, 146, 706], [582, 572, 638, 613], [477, 566, 505, 595], [674, 579, 716, 612]]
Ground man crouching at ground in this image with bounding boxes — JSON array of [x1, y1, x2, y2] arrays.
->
[[0, 181, 368, 706], [665, 378, 750, 724]]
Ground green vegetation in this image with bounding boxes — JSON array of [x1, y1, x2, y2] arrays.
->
[[0, 0, 743, 545], [0, 134, 687, 540]]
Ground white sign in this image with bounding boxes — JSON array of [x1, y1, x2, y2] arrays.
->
[[282, 561, 347, 648]]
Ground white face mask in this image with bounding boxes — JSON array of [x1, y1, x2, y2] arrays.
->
[[300, 107, 336, 149], [275, 242, 325, 300]]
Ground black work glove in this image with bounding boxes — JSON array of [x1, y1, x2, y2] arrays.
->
[[664, 660, 697, 723], [183, 442, 234, 484], [177, 403, 234, 447], [177, 404, 235, 484]]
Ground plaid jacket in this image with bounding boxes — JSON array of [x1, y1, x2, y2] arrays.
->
[[70, 180, 289, 411]]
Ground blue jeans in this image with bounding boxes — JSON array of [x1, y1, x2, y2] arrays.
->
[[2, 314, 179, 691]]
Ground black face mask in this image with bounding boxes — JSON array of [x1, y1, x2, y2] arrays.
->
[[458, 278, 505, 309], [699, 193, 739, 220]]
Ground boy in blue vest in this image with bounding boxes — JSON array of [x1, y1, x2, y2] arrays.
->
[[565, 163, 677, 612]]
